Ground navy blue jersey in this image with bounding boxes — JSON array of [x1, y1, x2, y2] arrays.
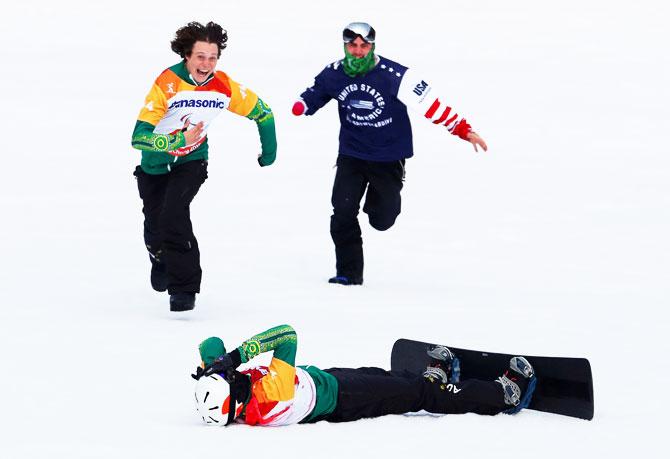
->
[[300, 56, 414, 162]]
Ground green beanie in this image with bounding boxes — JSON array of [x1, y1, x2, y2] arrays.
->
[[199, 336, 226, 365]]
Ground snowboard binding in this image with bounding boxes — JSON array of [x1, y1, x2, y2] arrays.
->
[[498, 356, 537, 414], [423, 345, 461, 384]]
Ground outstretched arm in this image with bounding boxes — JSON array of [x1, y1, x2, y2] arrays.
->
[[397, 68, 488, 152], [293, 70, 333, 117]]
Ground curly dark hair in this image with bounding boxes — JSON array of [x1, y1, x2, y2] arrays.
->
[[171, 21, 228, 58]]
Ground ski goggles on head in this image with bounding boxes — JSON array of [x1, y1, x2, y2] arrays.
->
[[343, 22, 376, 43]]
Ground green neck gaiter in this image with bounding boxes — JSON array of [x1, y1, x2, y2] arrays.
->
[[342, 44, 377, 77]]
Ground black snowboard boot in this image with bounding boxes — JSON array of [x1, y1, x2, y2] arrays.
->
[[170, 292, 196, 312], [149, 249, 167, 292], [423, 345, 458, 384], [496, 356, 535, 409], [328, 275, 363, 286]]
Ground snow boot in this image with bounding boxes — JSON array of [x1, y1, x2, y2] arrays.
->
[[497, 356, 537, 413], [170, 292, 196, 312], [328, 275, 363, 286]]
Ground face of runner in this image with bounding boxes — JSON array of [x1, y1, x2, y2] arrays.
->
[[345, 36, 373, 58], [185, 41, 219, 84]]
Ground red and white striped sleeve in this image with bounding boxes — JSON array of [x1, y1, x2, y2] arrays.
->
[[397, 68, 472, 140]]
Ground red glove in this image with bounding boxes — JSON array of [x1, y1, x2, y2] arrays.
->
[[292, 101, 306, 116], [451, 119, 472, 140]]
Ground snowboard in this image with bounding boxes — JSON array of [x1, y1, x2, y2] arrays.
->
[[391, 338, 594, 420]]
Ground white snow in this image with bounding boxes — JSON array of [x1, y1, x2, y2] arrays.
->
[[1, 0, 668, 457]]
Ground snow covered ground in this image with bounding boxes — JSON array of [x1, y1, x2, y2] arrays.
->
[[1, 0, 668, 457]]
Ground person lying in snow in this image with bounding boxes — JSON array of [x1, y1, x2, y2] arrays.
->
[[192, 325, 536, 426]]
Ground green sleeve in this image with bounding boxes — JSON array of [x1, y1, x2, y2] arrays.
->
[[246, 98, 277, 158], [198, 325, 297, 366], [131, 120, 186, 153], [237, 324, 296, 366]]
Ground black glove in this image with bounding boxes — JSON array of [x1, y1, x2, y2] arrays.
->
[[191, 349, 242, 380], [191, 366, 206, 380], [227, 370, 251, 403], [191, 354, 233, 380], [203, 353, 235, 377]]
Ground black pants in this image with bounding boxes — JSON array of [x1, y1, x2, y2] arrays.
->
[[330, 155, 405, 279], [134, 160, 208, 294], [324, 367, 506, 423]]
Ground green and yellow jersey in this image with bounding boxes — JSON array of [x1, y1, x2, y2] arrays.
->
[[131, 61, 276, 174]]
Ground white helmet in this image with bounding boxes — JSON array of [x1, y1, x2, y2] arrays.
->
[[194, 373, 243, 425]]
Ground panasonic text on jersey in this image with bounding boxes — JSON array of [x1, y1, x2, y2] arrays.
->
[[169, 99, 227, 110]]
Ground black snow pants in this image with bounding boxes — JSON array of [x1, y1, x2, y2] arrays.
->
[[330, 155, 405, 279], [324, 367, 507, 422], [134, 160, 208, 294]]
